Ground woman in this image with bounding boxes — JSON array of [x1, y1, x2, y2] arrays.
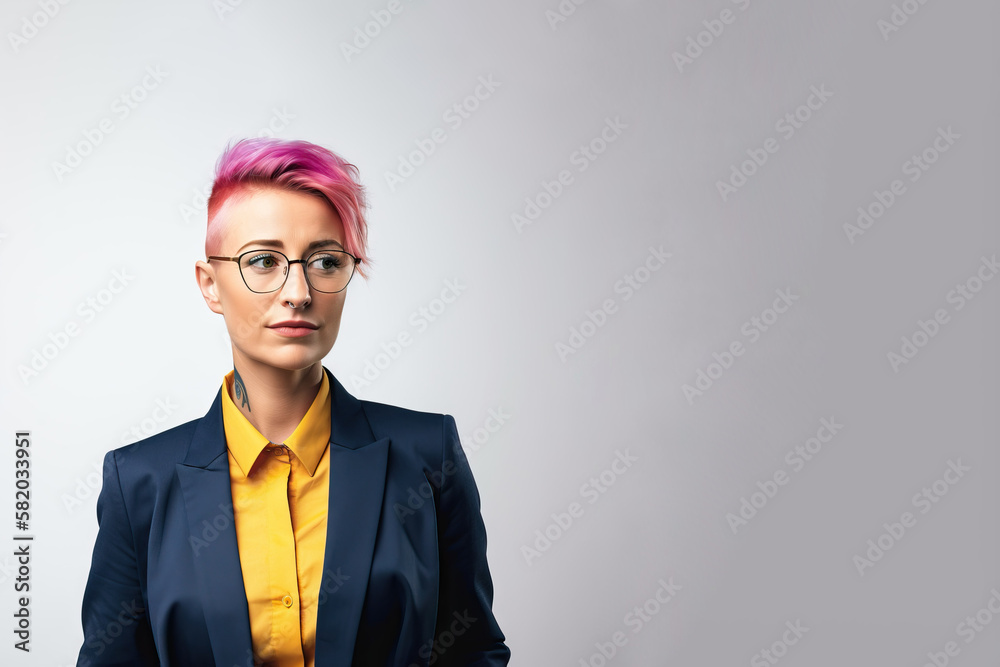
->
[[77, 138, 510, 666]]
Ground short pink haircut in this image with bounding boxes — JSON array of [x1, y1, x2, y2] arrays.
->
[[205, 138, 371, 279]]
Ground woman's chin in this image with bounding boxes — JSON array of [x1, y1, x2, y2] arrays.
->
[[242, 346, 327, 373]]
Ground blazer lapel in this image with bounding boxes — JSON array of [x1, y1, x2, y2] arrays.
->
[[314, 367, 391, 665], [176, 387, 254, 667]]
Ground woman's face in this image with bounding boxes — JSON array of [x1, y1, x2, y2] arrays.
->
[[195, 187, 351, 372]]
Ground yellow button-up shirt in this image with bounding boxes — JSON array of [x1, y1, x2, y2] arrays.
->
[[221, 369, 331, 667]]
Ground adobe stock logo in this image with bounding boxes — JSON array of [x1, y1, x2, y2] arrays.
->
[[350, 278, 466, 390], [19, 268, 135, 385], [725, 417, 844, 534], [682, 288, 799, 404], [521, 449, 638, 566], [544, 0, 590, 31], [51, 66, 169, 182], [919, 587, 1000, 667], [461, 407, 510, 455], [8, 0, 72, 53], [578, 577, 683, 666], [555, 245, 671, 362], [844, 126, 960, 245], [715, 85, 833, 202], [877, 0, 934, 41], [852, 458, 970, 577], [750, 620, 809, 667], [384, 76, 501, 192], [340, 0, 418, 62], [886, 253, 996, 373], [512, 116, 627, 233], [671, 0, 756, 73]]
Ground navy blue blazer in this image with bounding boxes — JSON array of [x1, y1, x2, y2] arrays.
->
[[77, 366, 510, 666]]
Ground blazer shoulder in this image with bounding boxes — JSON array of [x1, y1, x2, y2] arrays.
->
[[105, 417, 201, 477], [359, 398, 445, 425], [358, 398, 454, 462]]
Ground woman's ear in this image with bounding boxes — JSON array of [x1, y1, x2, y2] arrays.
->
[[194, 260, 224, 315]]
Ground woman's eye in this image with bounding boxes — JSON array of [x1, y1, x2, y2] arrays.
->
[[312, 254, 343, 271], [247, 253, 279, 269]]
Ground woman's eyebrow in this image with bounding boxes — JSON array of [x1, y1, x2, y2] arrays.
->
[[237, 239, 345, 253]]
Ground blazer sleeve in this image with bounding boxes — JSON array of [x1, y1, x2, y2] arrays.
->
[[77, 450, 159, 667], [432, 414, 511, 666]]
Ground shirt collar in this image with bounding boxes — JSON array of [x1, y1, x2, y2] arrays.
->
[[221, 369, 331, 478]]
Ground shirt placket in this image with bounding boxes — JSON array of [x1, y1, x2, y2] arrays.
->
[[264, 443, 304, 664]]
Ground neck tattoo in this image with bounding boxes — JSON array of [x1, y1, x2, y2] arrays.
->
[[233, 367, 251, 412]]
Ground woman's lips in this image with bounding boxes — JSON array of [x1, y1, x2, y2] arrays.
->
[[267, 321, 318, 338], [269, 326, 316, 338]]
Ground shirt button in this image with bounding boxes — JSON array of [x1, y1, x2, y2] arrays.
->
[[272, 445, 285, 456], [282, 595, 293, 607]]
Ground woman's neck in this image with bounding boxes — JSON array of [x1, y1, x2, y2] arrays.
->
[[227, 354, 324, 445]]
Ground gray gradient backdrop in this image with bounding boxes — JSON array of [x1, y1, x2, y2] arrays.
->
[[1, 0, 998, 665]]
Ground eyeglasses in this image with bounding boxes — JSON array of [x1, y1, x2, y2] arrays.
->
[[207, 248, 360, 294]]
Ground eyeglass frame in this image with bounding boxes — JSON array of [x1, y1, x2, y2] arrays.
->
[[206, 247, 361, 294]]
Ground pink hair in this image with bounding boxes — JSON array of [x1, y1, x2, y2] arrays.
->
[[205, 138, 371, 278]]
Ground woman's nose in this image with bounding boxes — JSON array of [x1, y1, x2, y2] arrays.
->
[[279, 262, 312, 305]]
